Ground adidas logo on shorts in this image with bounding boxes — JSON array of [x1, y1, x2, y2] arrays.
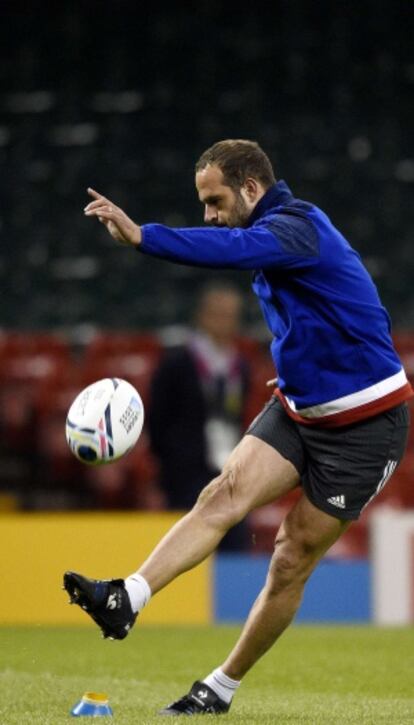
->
[[327, 494, 346, 509]]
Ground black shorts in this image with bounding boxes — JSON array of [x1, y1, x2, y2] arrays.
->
[[246, 397, 410, 520]]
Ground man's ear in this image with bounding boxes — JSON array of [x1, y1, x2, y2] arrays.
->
[[241, 177, 264, 204]]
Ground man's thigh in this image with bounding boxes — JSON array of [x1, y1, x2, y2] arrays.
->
[[219, 433, 301, 512], [246, 396, 305, 476], [195, 432, 300, 526]]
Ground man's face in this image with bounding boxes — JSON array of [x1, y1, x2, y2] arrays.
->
[[195, 164, 251, 228]]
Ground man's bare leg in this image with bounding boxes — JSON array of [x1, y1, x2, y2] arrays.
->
[[63, 434, 300, 642], [220, 494, 351, 680], [138, 434, 300, 593]]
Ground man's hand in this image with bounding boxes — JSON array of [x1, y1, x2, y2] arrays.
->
[[84, 188, 142, 246]]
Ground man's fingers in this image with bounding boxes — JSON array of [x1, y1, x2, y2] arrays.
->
[[84, 198, 112, 212], [84, 195, 139, 245], [85, 206, 114, 218], [84, 202, 118, 217], [85, 188, 112, 212], [87, 187, 103, 200]]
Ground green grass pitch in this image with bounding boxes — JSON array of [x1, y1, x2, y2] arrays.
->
[[0, 625, 413, 724]]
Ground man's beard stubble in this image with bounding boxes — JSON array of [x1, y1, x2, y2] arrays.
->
[[211, 190, 250, 229], [227, 191, 250, 228]]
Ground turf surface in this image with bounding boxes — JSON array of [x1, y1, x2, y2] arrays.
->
[[0, 625, 413, 724]]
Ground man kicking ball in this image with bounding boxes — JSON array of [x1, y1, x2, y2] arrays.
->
[[64, 139, 411, 715]]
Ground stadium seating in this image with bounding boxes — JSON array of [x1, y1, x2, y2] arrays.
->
[[81, 332, 162, 406], [0, 332, 72, 454]]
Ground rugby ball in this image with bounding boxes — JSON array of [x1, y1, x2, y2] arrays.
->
[[65, 378, 144, 465]]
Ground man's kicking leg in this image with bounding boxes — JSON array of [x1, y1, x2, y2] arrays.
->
[[63, 435, 299, 639]]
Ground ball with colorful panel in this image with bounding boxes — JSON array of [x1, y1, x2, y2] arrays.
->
[[65, 378, 144, 465]]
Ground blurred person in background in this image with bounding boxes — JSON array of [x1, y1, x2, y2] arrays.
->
[[147, 283, 250, 550], [66, 139, 412, 716]]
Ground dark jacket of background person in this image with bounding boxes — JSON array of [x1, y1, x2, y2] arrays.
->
[[148, 342, 250, 508], [147, 286, 251, 549]]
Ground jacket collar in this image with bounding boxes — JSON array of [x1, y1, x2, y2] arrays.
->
[[248, 180, 293, 226]]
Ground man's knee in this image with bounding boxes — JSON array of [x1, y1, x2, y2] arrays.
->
[[266, 532, 319, 594]]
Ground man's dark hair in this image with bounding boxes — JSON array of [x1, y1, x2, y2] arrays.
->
[[195, 139, 276, 190]]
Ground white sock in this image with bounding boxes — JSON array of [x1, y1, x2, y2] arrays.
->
[[202, 667, 241, 704], [124, 573, 151, 613]]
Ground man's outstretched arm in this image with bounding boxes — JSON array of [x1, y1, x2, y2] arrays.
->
[[84, 188, 319, 271]]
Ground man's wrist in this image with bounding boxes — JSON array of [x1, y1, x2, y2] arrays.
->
[[132, 225, 142, 246]]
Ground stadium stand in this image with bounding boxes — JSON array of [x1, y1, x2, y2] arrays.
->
[[0, 1, 412, 329]]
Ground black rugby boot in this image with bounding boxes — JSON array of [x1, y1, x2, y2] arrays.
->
[[159, 681, 230, 716], [63, 571, 137, 640]]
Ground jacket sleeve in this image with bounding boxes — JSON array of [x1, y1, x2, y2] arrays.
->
[[140, 216, 319, 271]]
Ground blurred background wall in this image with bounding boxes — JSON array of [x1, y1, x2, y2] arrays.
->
[[0, 0, 413, 623]]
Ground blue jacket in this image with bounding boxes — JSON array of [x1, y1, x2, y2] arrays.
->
[[140, 181, 411, 426]]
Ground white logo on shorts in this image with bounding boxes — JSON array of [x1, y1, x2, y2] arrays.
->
[[327, 494, 346, 509]]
